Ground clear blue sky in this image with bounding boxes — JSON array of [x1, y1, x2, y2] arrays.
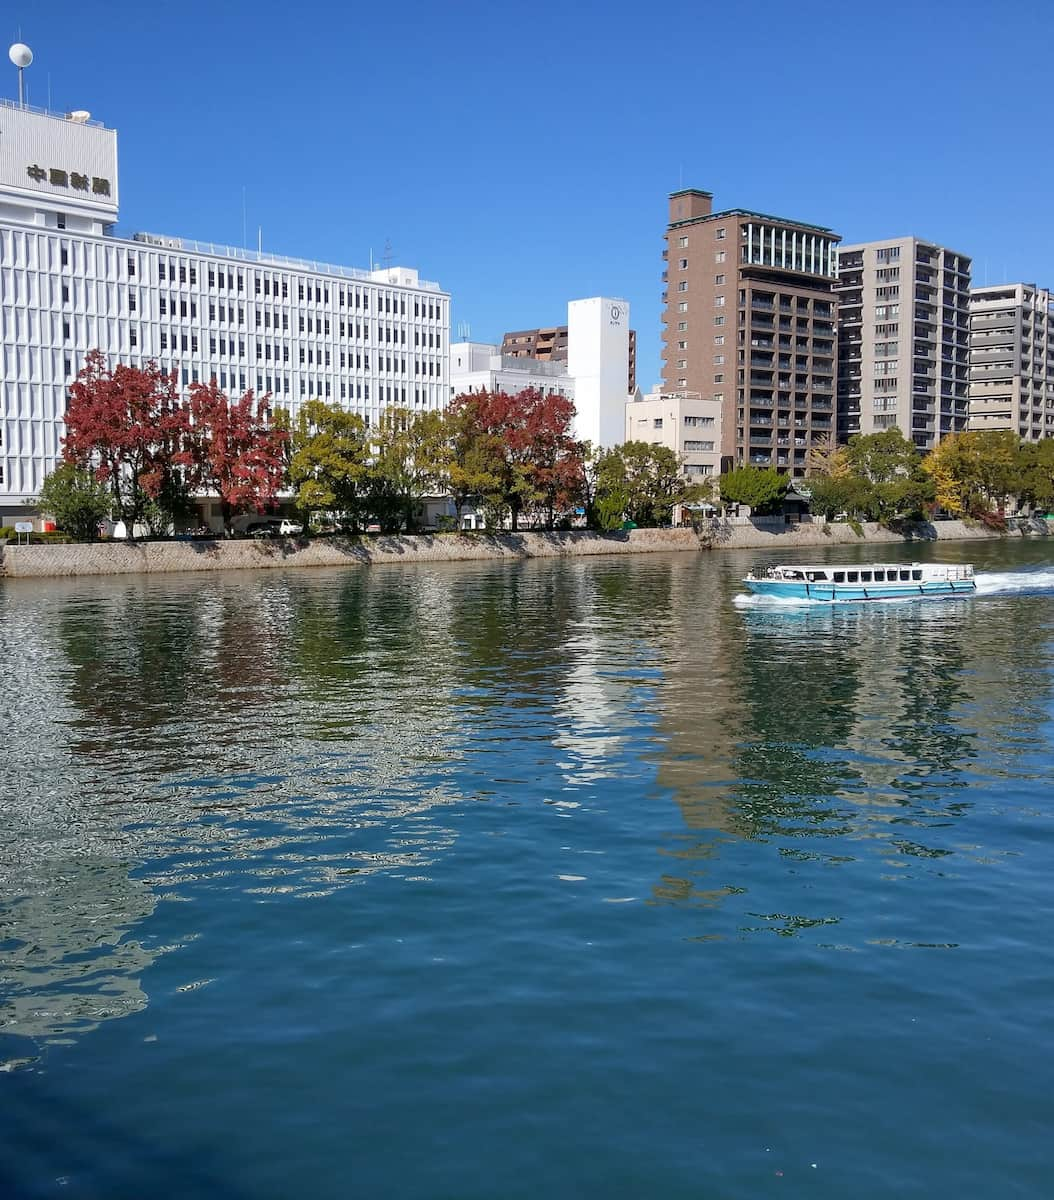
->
[[11, 0, 1053, 389]]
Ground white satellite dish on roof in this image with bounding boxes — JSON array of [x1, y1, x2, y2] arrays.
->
[[8, 42, 32, 106], [68, 110, 91, 123]]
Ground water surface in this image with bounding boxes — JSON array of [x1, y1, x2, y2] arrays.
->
[[2, 540, 1054, 1198]]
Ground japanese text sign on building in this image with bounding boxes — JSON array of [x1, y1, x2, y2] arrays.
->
[[26, 164, 110, 196]]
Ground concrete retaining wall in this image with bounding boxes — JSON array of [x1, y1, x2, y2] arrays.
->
[[0, 519, 1040, 580], [0, 528, 701, 578]]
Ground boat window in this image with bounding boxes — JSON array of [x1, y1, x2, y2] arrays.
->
[[833, 571, 845, 583], [846, 571, 858, 583], [860, 571, 872, 582], [911, 569, 923, 581], [900, 569, 910, 581], [873, 569, 885, 582]]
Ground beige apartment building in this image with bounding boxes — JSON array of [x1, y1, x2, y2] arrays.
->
[[502, 324, 637, 392], [836, 238, 971, 450], [660, 188, 839, 477], [968, 284, 1054, 441], [625, 389, 722, 518]]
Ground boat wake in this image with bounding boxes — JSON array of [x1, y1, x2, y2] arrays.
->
[[974, 568, 1054, 596]]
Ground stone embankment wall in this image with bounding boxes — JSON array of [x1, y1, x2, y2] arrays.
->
[[0, 519, 1039, 580], [0, 528, 699, 578]]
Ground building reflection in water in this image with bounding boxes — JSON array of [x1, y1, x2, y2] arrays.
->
[[648, 573, 1054, 934]]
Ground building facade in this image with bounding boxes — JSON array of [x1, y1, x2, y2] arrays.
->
[[449, 341, 573, 401], [502, 323, 636, 392], [624, 388, 722, 488], [836, 238, 971, 450], [660, 188, 839, 478], [0, 98, 449, 521], [968, 283, 1054, 441]]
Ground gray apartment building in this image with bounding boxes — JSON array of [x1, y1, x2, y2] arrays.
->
[[835, 238, 971, 450], [968, 283, 1054, 441], [661, 188, 839, 477]]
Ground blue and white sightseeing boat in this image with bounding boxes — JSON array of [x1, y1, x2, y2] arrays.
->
[[742, 562, 976, 603]]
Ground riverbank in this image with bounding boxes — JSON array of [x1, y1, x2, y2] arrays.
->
[[0, 517, 1042, 579]]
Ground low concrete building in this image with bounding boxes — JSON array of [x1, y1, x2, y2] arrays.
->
[[449, 341, 572, 402], [625, 388, 723, 513]]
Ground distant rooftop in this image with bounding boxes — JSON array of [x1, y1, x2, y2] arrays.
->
[[670, 206, 837, 236], [0, 96, 110, 129]]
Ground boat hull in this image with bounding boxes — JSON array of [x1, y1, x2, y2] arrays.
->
[[743, 578, 976, 602]]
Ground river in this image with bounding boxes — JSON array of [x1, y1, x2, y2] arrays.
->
[[2, 539, 1053, 1198]]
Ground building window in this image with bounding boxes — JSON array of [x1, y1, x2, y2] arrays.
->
[[678, 236, 688, 248], [678, 378, 687, 387], [677, 281, 688, 292], [677, 321, 688, 331], [678, 302, 688, 312], [713, 392, 724, 402], [714, 354, 724, 364], [714, 373, 724, 383], [714, 335, 724, 345], [716, 227, 726, 239], [679, 258, 688, 269], [715, 274, 725, 285], [715, 251, 726, 263], [678, 340, 688, 350], [677, 359, 687, 369], [714, 316, 725, 326], [654, 418, 663, 429], [714, 295, 725, 306], [56, 213, 66, 229]]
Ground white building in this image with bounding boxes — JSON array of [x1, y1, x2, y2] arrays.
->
[[448, 341, 574, 402], [968, 283, 1054, 441], [0, 94, 449, 522], [566, 297, 630, 448], [625, 388, 723, 486]]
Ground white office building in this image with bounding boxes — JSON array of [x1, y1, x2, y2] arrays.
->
[[0, 94, 450, 521]]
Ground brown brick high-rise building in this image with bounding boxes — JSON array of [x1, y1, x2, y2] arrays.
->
[[503, 324, 636, 392], [661, 188, 839, 477]]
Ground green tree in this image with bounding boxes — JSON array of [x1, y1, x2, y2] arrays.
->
[[592, 442, 704, 528], [841, 427, 921, 484], [805, 474, 875, 520], [1017, 438, 1054, 513], [287, 400, 370, 532], [719, 465, 788, 514], [37, 463, 112, 541], [367, 407, 448, 533], [923, 430, 1024, 516]]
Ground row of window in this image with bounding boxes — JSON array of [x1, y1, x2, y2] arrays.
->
[[144, 260, 446, 319]]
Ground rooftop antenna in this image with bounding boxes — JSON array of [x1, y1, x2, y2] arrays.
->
[[258, 225, 262, 254], [382, 238, 393, 270], [9, 43, 32, 107]]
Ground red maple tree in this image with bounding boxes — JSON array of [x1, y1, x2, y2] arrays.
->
[[449, 388, 584, 529], [186, 380, 289, 533], [62, 351, 191, 534]]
